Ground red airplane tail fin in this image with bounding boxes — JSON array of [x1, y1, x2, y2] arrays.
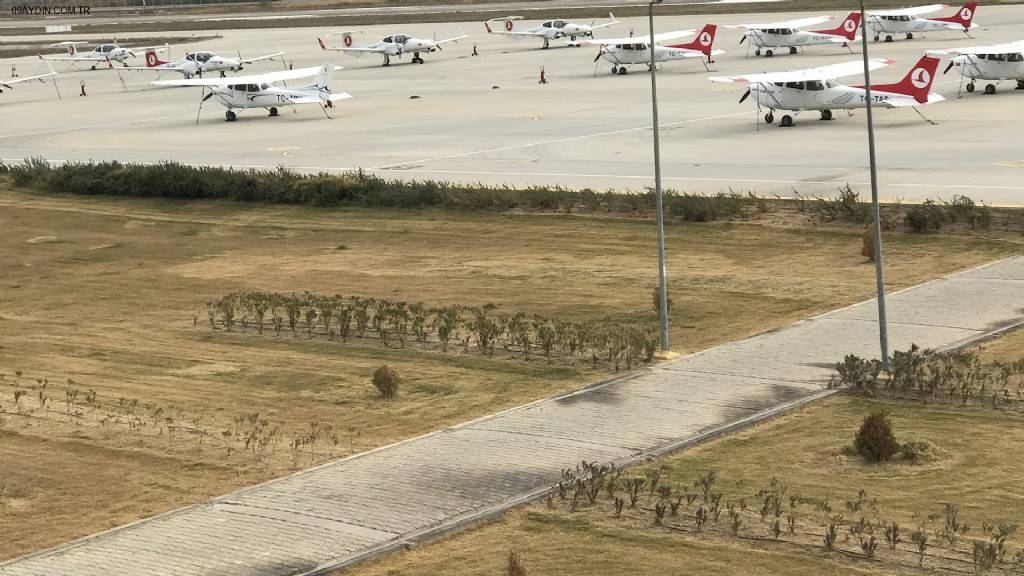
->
[[873, 55, 940, 103], [812, 11, 861, 40], [665, 24, 718, 57], [144, 50, 168, 67], [934, 2, 976, 29]]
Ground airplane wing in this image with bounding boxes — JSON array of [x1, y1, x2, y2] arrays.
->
[[589, 13, 619, 30], [583, 30, 695, 45], [242, 50, 286, 64], [152, 65, 341, 87], [928, 40, 1024, 56], [728, 15, 833, 30], [869, 4, 947, 17], [41, 53, 106, 61], [122, 64, 181, 72], [317, 37, 386, 53], [124, 44, 170, 53], [1, 67, 56, 89], [709, 58, 895, 84], [435, 32, 468, 45]]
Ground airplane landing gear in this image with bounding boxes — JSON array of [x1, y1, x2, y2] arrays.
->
[[884, 35, 893, 42], [1016, 79, 1024, 90], [985, 83, 997, 95], [383, 55, 391, 66], [906, 33, 914, 39], [764, 112, 775, 124], [765, 49, 774, 57], [90, 65, 97, 71], [789, 46, 797, 54], [219, 71, 226, 77], [225, 110, 237, 122], [780, 114, 794, 127], [542, 38, 550, 49], [820, 109, 833, 121], [412, 52, 424, 64], [966, 82, 976, 92], [873, 34, 880, 41], [269, 107, 279, 117], [755, 48, 762, 56], [617, 66, 627, 75]]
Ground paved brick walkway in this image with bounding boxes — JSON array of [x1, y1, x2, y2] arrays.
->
[[3, 257, 1022, 576]]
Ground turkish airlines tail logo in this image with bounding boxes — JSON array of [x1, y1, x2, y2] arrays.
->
[[665, 24, 717, 58], [935, 2, 976, 29], [813, 12, 860, 40], [145, 51, 168, 67], [874, 55, 940, 103]]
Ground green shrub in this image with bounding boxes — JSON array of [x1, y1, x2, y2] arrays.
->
[[853, 411, 899, 463], [900, 440, 939, 463], [371, 365, 401, 399], [905, 200, 945, 233]]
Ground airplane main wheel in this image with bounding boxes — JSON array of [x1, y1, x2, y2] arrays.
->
[[966, 82, 975, 92], [269, 107, 279, 117], [765, 49, 774, 57], [885, 35, 893, 42], [618, 67, 628, 75], [764, 112, 775, 124], [906, 33, 914, 39], [755, 48, 762, 56], [789, 46, 797, 54], [873, 34, 880, 41], [820, 109, 833, 121], [225, 111, 237, 122], [611, 66, 618, 74], [90, 65, 97, 71], [985, 83, 996, 95], [1016, 80, 1024, 90], [780, 115, 794, 127]]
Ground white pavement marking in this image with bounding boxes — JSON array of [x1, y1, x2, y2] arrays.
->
[[2, 257, 1023, 576]]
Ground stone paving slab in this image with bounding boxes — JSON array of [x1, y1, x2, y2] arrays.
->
[[2, 257, 1022, 576]]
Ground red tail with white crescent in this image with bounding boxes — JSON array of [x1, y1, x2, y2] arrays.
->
[[933, 2, 976, 30], [144, 50, 169, 67], [812, 11, 860, 40], [872, 55, 940, 104], [665, 24, 718, 58]]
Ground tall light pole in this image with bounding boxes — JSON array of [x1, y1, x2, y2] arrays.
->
[[859, 0, 890, 371], [649, 0, 670, 351]]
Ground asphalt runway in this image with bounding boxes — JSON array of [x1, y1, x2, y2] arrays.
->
[[2, 4, 1024, 203]]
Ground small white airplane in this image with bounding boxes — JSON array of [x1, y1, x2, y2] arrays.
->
[[929, 40, 1024, 94], [127, 49, 286, 79], [152, 64, 350, 122], [709, 55, 944, 127], [866, 2, 977, 43], [317, 31, 466, 65], [730, 12, 861, 57], [585, 24, 724, 75], [485, 14, 618, 49], [1, 63, 57, 95], [40, 41, 169, 70]]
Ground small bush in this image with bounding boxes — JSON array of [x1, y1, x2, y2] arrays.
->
[[853, 411, 899, 463], [507, 550, 527, 576], [371, 365, 401, 399], [901, 440, 939, 463], [905, 200, 944, 233]]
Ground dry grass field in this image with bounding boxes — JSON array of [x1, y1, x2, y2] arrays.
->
[[0, 186, 1020, 561], [341, 337, 1024, 576]]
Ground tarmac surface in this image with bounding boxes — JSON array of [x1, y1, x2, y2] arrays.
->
[[2, 5, 1024, 202], [2, 256, 1022, 576]]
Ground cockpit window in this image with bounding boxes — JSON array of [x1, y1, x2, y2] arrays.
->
[[260, 83, 271, 90], [541, 21, 552, 28], [806, 80, 824, 90], [382, 36, 393, 43], [196, 53, 212, 62], [553, 20, 567, 28], [785, 81, 805, 89], [1009, 53, 1024, 62], [393, 34, 408, 44]]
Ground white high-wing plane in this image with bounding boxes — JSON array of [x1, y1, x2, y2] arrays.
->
[[127, 49, 286, 78], [929, 40, 1024, 94], [585, 24, 724, 74], [484, 14, 618, 49], [867, 2, 976, 43], [1, 63, 57, 95], [730, 12, 861, 57], [152, 64, 351, 122], [709, 55, 944, 127], [317, 31, 467, 65], [40, 41, 169, 70]]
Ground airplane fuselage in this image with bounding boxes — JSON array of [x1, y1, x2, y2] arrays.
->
[[867, 15, 966, 36], [213, 83, 328, 110], [601, 44, 700, 66], [751, 81, 918, 112], [952, 52, 1024, 81], [746, 29, 849, 49]]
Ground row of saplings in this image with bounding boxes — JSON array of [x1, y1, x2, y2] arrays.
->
[[204, 291, 659, 371], [831, 344, 1024, 410], [503, 413, 1022, 575]]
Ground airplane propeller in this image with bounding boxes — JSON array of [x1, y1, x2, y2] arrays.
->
[[739, 88, 751, 104], [593, 48, 604, 62], [196, 87, 214, 125], [943, 61, 955, 74], [739, 35, 746, 44]]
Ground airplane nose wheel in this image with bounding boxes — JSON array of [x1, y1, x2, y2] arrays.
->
[[780, 115, 794, 127], [984, 83, 996, 95], [966, 82, 975, 93], [755, 48, 762, 56], [617, 67, 628, 75], [820, 109, 833, 121], [765, 49, 774, 57], [764, 112, 774, 124], [906, 33, 914, 39], [884, 35, 893, 42], [269, 107, 279, 117], [225, 110, 237, 122], [873, 34, 880, 41]]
